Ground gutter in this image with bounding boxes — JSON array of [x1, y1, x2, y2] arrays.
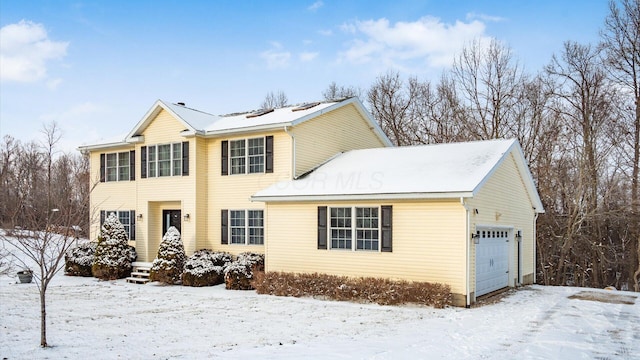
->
[[533, 211, 539, 284], [461, 197, 471, 308], [284, 126, 297, 179]]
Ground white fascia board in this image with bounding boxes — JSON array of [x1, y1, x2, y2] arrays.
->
[[251, 191, 474, 203], [77, 141, 131, 152], [202, 122, 292, 137]]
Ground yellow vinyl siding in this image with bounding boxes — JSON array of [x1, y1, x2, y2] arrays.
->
[[466, 151, 537, 293], [194, 137, 208, 252], [291, 103, 388, 177], [264, 199, 468, 296], [207, 131, 292, 255]]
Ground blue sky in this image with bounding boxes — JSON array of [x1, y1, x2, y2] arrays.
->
[[0, 0, 609, 152]]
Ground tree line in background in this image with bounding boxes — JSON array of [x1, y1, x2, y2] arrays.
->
[[315, 0, 640, 291]]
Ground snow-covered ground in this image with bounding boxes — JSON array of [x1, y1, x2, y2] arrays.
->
[[0, 249, 638, 359]]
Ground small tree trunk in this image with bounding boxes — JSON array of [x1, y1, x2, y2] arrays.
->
[[40, 288, 47, 347]]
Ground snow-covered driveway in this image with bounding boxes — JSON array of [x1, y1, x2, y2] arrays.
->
[[0, 273, 638, 359]]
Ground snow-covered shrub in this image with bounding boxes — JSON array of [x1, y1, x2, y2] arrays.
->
[[65, 241, 97, 277], [182, 250, 233, 287], [224, 252, 265, 290], [92, 213, 135, 280], [149, 226, 186, 285]]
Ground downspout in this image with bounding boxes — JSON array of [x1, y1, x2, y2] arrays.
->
[[533, 211, 539, 284], [461, 197, 471, 308], [284, 126, 296, 179]]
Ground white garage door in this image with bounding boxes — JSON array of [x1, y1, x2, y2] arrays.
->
[[475, 229, 509, 297]]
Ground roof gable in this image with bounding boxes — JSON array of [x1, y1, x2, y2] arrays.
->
[[252, 139, 544, 212]]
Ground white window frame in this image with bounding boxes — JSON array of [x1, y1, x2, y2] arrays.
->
[[147, 143, 182, 177], [229, 137, 265, 175], [329, 206, 380, 251], [105, 151, 130, 182], [228, 209, 264, 245]]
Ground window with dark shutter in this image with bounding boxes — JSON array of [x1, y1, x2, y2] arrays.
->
[[221, 141, 228, 176], [265, 135, 274, 173], [130, 210, 136, 240], [317, 206, 327, 249], [141, 146, 147, 179], [129, 150, 135, 180], [381, 205, 392, 252], [100, 154, 106, 182], [221, 209, 228, 244], [182, 142, 189, 176]]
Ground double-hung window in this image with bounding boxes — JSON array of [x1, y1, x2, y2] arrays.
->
[[222, 209, 264, 245], [145, 143, 183, 177], [101, 151, 133, 182], [329, 207, 379, 251], [100, 210, 136, 241], [222, 136, 272, 175]]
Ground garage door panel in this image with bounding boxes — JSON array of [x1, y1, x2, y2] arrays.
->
[[475, 229, 509, 297]]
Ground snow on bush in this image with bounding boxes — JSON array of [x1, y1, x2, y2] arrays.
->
[[224, 252, 265, 290], [65, 241, 97, 277], [182, 249, 233, 287], [92, 213, 136, 280], [149, 226, 186, 285]]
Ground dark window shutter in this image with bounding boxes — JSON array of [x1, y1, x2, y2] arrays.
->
[[100, 210, 106, 226], [381, 205, 393, 252], [130, 210, 136, 240], [182, 141, 189, 176], [265, 135, 274, 173], [129, 150, 135, 180], [317, 206, 327, 249], [221, 141, 228, 176], [100, 154, 105, 182], [141, 146, 147, 179], [221, 209, 228, 244]]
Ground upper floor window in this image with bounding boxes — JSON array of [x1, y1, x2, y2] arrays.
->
[[100, 151, 135, 182], [222, 136, 273, 176], [141, 142, 189, 178]]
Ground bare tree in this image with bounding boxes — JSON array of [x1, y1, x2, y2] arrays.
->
[[260, 90, 288, 109], [600, 0, 640, 291], [322, 81, 363, 101], [1, 122, 87, 347]]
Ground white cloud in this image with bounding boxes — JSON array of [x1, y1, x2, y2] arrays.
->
[[318, 29, 333, 36], [299, 52, 318, 62], [308, 1, 323, 12], [338, 16, 489, 69], [260, 42, 291, 69], [0, 20, 69, 83]]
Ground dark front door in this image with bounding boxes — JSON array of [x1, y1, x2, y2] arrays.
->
[[162, 210, 181, 235]]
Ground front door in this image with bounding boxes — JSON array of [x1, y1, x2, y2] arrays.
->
[[162, 209, 181, 235]]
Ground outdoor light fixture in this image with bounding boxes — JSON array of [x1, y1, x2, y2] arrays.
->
[[137, 213, 143, 220], [183, 213, 190, 221], [515, 230, 522, 242], [471, 232, 480, 244]]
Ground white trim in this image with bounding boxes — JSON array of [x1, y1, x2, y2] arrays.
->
[[252, 191, 474, 202]]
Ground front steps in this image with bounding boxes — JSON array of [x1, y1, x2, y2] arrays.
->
[[126, 262, 152, 284]]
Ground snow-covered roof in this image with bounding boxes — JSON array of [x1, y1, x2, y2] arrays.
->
[[78, 97, 391, 151], [252, 139, 544, 212]]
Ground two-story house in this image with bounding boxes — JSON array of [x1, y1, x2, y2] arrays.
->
[[78, 98, 391, 262], [80, 97, 544, 307]]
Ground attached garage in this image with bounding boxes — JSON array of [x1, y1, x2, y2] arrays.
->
[[252, 139, 545, 307]]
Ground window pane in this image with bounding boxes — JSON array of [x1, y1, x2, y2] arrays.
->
[[356, 207, 379, 251], [118, 211, 131, 240], [248, 210, 264, 245], [148, 146, 157, 177], [230, 140, 246, 174], [172, 143, 182, 176], [248, 137, 264, 173], [330, 207, 352, 249], [230, 210, 246, 244], [106, 153, 117, 181], [118, 152, 129, 181], [158, 144, 171, 176]]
